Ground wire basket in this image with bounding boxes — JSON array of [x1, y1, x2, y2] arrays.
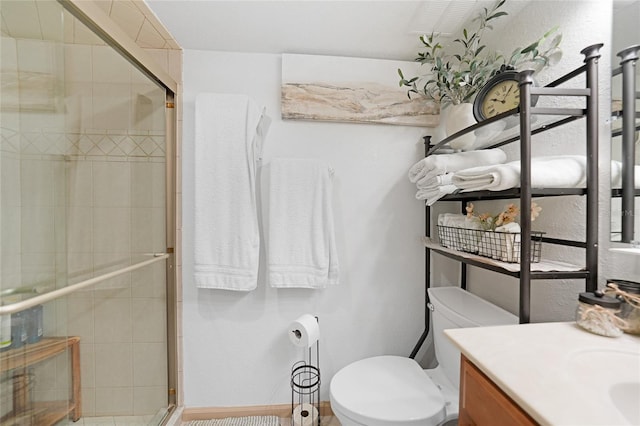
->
[[437, 225, 544, 263]]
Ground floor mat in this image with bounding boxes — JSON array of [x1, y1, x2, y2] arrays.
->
[[186, 416, 280, 426]]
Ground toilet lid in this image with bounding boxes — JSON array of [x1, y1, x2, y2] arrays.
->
[[330, 356, 446, 425]]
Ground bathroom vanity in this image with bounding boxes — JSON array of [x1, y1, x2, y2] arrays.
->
[[458, 355, 535, 425], [446, 322, 640, 425]]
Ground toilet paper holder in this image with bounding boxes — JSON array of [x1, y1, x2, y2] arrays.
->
[[290, 317, 320, 426]]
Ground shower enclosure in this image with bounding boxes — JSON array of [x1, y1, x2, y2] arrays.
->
[[0, 0, 177, 423]]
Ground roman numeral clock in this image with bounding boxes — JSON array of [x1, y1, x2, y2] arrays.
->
[[473, 66, 538, 122]]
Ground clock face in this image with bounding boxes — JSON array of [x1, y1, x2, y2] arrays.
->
[[481, 79, 520, 118]]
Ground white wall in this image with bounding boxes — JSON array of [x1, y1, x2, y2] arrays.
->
[[181, 51, 427, 407]]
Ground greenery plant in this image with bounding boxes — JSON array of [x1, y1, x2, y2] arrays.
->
[[398, 0, 562, 107]]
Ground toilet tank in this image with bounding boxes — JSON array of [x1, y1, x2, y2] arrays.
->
[[427, 287, 518, 388]]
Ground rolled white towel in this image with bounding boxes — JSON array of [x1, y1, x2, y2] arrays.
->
[[438, 213, 465, 227], [495, 222, 521, 233], [408, 148, 507, 184], [437, 213, 481, 228]]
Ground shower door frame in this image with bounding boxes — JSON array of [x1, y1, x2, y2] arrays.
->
[[57, 0, 180, 416]]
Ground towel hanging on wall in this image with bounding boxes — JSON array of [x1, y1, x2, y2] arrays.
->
[[194, 93, 270, 291], [268, 158, 339, 288]]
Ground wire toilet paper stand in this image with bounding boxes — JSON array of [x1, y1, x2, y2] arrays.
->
[[290, 318, 320, 426]]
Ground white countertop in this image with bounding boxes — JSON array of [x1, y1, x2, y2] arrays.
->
[[445, 322, 640, 426]]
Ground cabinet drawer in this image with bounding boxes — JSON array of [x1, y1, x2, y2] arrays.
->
[[459, 355, 537, 426]]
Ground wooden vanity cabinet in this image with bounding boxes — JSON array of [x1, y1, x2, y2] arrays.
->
[[459, 355, 537, 426]]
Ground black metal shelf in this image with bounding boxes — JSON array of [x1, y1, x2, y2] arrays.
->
[[611, 188, 640, 197], [426, 244, 589, 280], [427, 112, 584, 156], [409, 44, 602, 359], [439, 188, 587, 202], [611, 44, 640, 243]]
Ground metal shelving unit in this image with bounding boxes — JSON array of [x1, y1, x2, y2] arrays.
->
[[611, 44, 640, 243], [410, 44, 602, 358]]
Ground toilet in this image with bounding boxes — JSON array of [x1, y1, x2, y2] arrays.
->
[[330, 286, 518, 426]]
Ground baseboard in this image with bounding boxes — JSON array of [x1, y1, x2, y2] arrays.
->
[[182, 402, 333, 421]]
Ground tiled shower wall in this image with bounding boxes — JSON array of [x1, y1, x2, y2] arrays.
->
[[1, 32, 169, 416]]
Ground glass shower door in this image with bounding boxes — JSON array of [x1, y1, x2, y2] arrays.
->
[[1, 0, 171, 423], [1, 0, 73, 423]]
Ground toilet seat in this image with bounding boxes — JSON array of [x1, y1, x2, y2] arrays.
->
[[330, 356, 446, 426]]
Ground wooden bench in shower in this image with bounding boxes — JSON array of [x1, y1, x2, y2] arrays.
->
[[0, 336, 81, 425]]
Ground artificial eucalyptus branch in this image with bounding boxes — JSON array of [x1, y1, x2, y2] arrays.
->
[[398, 0, 562, 107]]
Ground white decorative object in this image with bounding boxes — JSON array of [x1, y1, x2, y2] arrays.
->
[[445, 103, 477, 150], [431, 105, 449, 143]]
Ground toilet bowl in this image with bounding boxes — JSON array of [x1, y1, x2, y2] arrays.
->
[[330, 355, 447, 426], [330, 286, 518, 426]]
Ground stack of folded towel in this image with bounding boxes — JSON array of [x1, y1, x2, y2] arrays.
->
[[451, 155, 589, 192], [411, 152, 639, 203], [408, 149, 507, 205]]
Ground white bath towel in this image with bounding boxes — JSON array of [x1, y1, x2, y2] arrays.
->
[[452, 162, 521, 192], [194, 93, 269, 291], [408, 148, 507, 184], [268, 158, 339, 288], [416, 184, 458, 205], [452, 155, 589, 192], [416, 172, 455, 189], [611, 161, 640, 188]]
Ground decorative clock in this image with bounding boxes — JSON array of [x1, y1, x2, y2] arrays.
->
[[473, 67, 527, 122]]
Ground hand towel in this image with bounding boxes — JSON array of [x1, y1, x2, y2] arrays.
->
[[408, 148, 507, 184], [452, 155, 589, 192], [194, 93, 269, 291], [268, 158, 339, 288]]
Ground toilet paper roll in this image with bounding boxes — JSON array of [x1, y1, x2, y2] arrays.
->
[[292, 403, 318, 426], [288, 314, 320, 348]]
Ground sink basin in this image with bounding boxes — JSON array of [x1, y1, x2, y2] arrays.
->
[[610, 381, 640, 424], [566, 348, 640, 424]]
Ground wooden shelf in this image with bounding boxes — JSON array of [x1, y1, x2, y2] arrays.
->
[[0, 337, 81, 425], [0, 337, 79, 373]]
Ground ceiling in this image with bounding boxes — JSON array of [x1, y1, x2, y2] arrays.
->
[[145, 0, 530, 61]]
